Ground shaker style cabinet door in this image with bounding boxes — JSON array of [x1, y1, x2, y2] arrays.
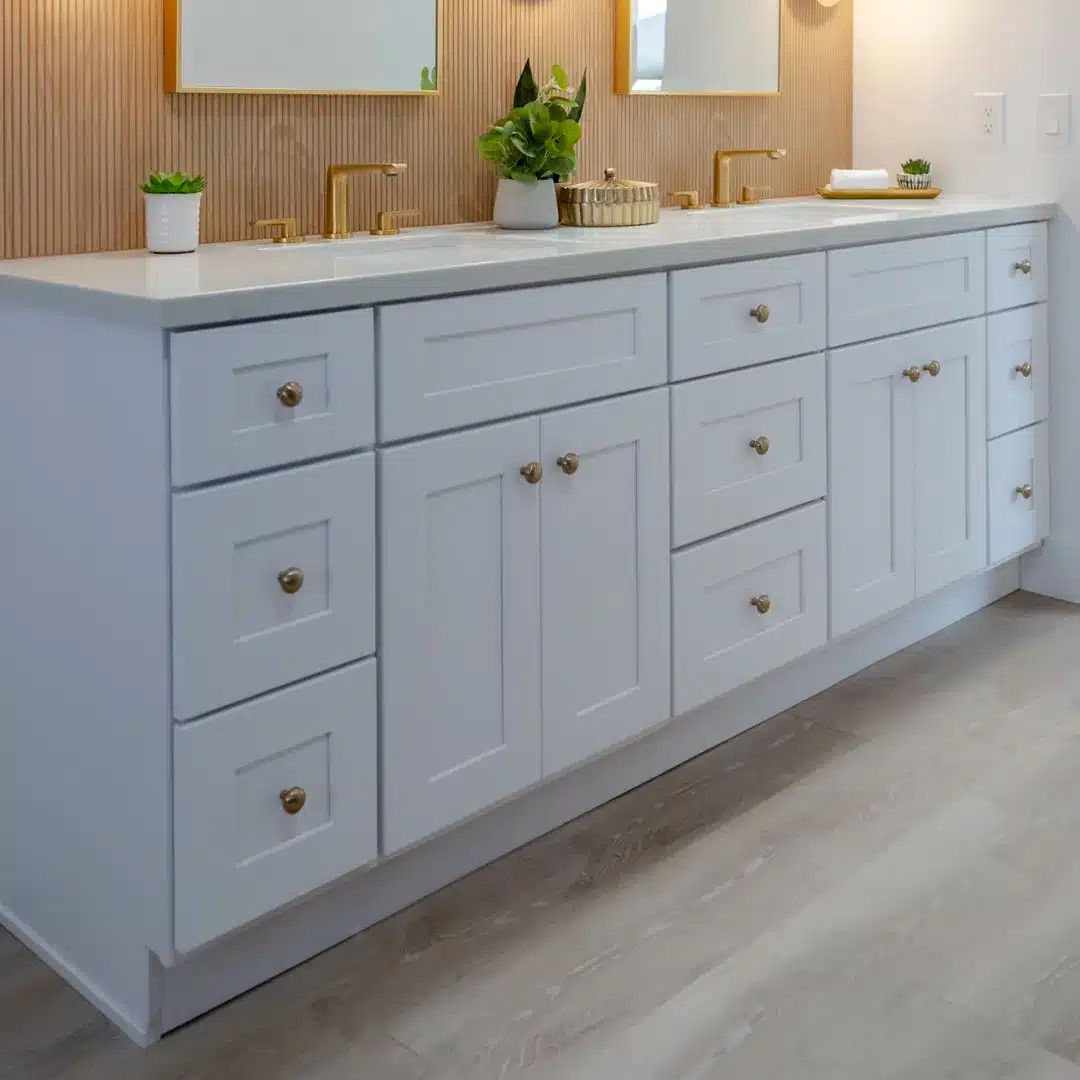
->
[[913, 320, 988, 597], [539, 389, 671, 776], [828, 337, 917, 636], [379, 419, 543, 854]]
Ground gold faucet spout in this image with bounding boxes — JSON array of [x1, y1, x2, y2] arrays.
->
[[712, 149, 787, 209], [324, 162, 409, 239]]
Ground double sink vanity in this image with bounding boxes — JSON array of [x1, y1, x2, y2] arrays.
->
[[0, 195, 1055, 1042]]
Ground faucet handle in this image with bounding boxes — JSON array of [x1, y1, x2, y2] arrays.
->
[[667, 190, 703, 211], [739, 185, 774, 206], [371, 208, 420, 236], [252, 217, 303, 244]]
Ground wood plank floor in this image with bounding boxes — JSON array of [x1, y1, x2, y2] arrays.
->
[[6, 591, 1080, 1079]]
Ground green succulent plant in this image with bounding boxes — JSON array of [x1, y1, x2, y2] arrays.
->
[[477, 60, 587, 182], [901, 158, 932, 175], [140, 171, 205, 195]]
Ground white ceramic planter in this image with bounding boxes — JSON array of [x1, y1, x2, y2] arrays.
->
[[493, 178, 558, 230], [145, 192, 202, 254]]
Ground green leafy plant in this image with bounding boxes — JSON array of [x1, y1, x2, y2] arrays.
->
[[420, 65, 438, 91], [140, 171, 205, 195], [477, 60, 586, 182], [901, 158, 932, 175]]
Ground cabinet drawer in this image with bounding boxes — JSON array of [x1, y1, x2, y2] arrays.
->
[[987, 305, 1049, 438], [828, 233, 986, 346], [170, 310, 374, 487], [379, 275, 667, 440], [173, 454, 375, 720], [988, 423, 1049, 565], [987, 223, 1048, 313], [173, 659, 377, 953], [671, 355, 826, 546], [669, 253, 825, 380], [672, 502, 827, 716]]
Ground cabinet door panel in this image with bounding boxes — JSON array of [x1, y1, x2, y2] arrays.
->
[[540, 389, 671, 776], [828, 340, 917, 636], [914, 320, 988, 596], [988, 423, 1050, 564], [380, 419, 542, 853]]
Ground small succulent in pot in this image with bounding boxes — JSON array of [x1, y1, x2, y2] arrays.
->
[[140, 171, 205, 254], [898, 158, 933, 190]]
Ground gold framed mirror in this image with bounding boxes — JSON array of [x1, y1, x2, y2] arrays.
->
[[614, 0, 781, 96], [165, 0, 440, 95]]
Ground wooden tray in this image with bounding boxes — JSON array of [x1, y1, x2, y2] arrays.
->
[[817, 187, 942, 200]]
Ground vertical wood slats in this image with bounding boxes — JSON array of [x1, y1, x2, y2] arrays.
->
[[0, 0, 851, 260]]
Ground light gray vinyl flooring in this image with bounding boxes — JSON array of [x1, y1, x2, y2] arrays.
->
[[6, 591, 1080, 1079]]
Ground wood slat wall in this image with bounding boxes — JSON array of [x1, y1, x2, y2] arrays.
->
[[0, 0, 851, 260]]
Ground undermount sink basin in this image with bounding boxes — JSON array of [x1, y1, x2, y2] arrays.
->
[[258, 231, 562, 255]]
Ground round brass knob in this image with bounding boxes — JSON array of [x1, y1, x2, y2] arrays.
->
[[1016, 484, 1034, 500], [1015, 259, 1033, 276], [520, 461, 543, 485], [278, 566, 305, 594], [750, 595, 772, 615], [749, 436, 770, 456], [556, 453, 580, 476], [902, 367, 922, 383], [279, 787, 307, 815], [1015, 362, 1033, 378], [277, 381, 304, 407], [749, 304, 771, 324], [922, 361, 942, 378]]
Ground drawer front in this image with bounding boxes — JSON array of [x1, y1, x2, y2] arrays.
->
[[987, 305, 1049, 439], [988, 423, 1050, 565], [828, 232, 986, 346], [670, 253, 826, 380], [987, 222, 1048, 312], [379, 275, 667, 440], [171, 310, 374, 487], [672, 354, 826, 546], [672, 502, 827, 716], [173, 453, 375, 720], [174, 659, 377, 953]]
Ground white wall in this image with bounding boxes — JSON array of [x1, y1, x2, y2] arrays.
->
[[855, 0, 1080, 601]]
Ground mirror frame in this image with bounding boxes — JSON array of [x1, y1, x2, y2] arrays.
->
[[613, 0, 782, 96], [163, 0, 442, 95]]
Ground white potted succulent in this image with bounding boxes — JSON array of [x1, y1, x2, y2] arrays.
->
[[141, 171, 205, 254], [477, 60, 586, 230], [898, 158, 933, 190]]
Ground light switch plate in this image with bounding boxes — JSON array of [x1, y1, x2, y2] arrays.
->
[[975, 92, 1007, 146], [1038, 93, 1071, 151]]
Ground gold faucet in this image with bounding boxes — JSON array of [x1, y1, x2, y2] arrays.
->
[[712, 149, 787, 208], [324, 162, 408, 239]]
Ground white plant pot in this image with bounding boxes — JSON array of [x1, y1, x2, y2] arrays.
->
[[145, 192, 202, 254], [492, 177, 558, 230]]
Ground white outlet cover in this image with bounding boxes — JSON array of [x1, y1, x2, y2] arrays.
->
[[975, 92, 1007, 147], [1038, 93, 1071, 151]]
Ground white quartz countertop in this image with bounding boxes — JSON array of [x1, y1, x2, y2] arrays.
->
[[0, 195, 1055, 328]]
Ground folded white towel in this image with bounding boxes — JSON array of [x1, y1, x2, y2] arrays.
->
[[830, 168, 890, 191]]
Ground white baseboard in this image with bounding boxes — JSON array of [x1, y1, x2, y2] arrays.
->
[[0, 902, 155, 1047], [157, 562, 1019, 1037]]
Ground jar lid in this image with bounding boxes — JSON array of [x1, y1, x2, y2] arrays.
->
[[558, 168, 660, 206]]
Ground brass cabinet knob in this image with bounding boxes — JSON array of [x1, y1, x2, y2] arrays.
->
[[278, 566, 305, 594], [749, 436, 770, 456], [279, 787, 307, 815], [1015, 362, 1033, 378], [902, 366, 922, 383], [750, 595, 772, 615], [1015, 258, 1033, 275], [922, 361, 942, 377], [277, 381, 304, 407], [749, 304, 771, 324], [520, 461, 543, 485], [1016, 484, 1034, 500], [556, 452, 580, 476]]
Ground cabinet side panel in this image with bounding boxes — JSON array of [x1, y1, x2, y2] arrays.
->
[[0, 298, 169, 1038]]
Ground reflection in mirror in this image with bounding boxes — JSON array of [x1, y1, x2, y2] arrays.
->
[[616, 0, 780, 95], [165, 0, 439, 94]]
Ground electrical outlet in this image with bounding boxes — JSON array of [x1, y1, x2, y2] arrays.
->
[[975, 92, 1006, 146]]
